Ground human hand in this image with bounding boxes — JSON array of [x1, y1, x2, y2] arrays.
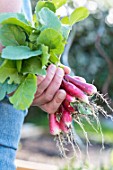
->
[[32, 64, 71, 114]]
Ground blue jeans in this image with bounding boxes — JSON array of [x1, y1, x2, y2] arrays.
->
[[0, 97, 27, 169]]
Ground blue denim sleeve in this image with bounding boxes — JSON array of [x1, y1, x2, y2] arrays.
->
[[0, 98, 28, 170]]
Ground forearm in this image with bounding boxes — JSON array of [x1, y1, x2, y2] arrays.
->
[[0, 0, 22, 13], [0, 0, 22, 52]]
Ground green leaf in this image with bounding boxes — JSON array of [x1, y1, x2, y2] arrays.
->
[[50, 51, 60, 64], [70, 7, 89, 25], [29, 30, 40, 43], [0, 60, 22, 84], [52, 0, 67, 9], [51, 42, 65, 55], [0, 24, 26, 46], [16, 60, 22, 72], [77, 103, 93, 115], [61, 16, 70, 25], [61, 25, 71, 40], [37, 28, 63, 50], [37, 7, 61, 31], [0, 56, 4, 66], [21, 57, 46, 75], [35, 1, 56, 13], [9, 74, 37, 110], [0, 79, 18, 100], [41, 45, 50, 67], [0, 13, 33, 33], [1, 46, 42, 60]]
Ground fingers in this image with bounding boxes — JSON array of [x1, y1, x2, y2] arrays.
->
[[62, 65, 71, 74], [37, 75, 46, 86], [35, 64, 57, 97], [40, 89, 66, 114], [32, 64, 71, 113], [33, 67, 64, 106]]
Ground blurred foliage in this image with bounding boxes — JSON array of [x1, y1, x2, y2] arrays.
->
[[69, 13, 113, 95], [60, 150, 113, 170]]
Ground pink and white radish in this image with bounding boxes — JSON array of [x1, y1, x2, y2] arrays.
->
[[62, 79, 89, 104], [64, 75, 97, 96], [49, 114, 61, 135]]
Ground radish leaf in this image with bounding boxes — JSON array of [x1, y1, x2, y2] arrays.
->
[[0, 24, 26, 46], [35, 1, 56, 13], [37, 28, 63, 50], [0, 80, 18, 100], [41, 45, 50, 67], [37, 7, 61, 31], [1, 46, 42, 60], [50, 51, 60, 64], [70, 7, 89, 25], [21, 57, 46, 75], [52, 0, 67, 9], [0, 13, 33, 33], [16, 60, 22, 73], [9, 74, 37, 110], [0, 60, 22, 84], [61, 16, 70, 25]]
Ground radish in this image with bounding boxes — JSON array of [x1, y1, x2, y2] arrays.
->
[[61, 109, 72, 127], [63, 100, 75, 113], [64, 75, 97, 96], [49, 114, 61, 135], [59, 117, 69, 133], [65, 93, 75, 102], [73, 76, 86, 83], [62, 79, 89, 104]]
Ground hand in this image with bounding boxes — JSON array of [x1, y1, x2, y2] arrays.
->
[[32, 64, 71, 114]]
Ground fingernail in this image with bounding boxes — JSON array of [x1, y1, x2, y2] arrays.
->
[[56, 68, 64, 77], [50, 64, 56, 73], [58, 92, 66, 100]]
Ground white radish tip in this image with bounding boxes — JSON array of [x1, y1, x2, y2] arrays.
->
[[50, 127, 61, 136]]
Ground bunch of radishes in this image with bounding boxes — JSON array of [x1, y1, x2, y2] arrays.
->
[[48, 74, 113, 157], [49, 74, 97, 135]]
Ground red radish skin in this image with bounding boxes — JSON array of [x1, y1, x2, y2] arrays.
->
[[65, 93, 75, 102], [63, 100, 75, 112], [62, 110, 72, 127], [62, 79, 89, 104], [49, 114, 61, 135], [73, 76, 86, 83], [64, 75, 97, 96], [59, 118, 69, 133]]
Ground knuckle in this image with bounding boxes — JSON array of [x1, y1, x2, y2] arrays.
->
[[54, 79, 61, 86], [47, 106, 56, 114], [46, 76, 52, 83], [45, 93, 53, 102], [36, 88, 43, 96]]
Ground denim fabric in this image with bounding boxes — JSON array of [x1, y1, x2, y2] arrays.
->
[[0, 98, 27, 170], [0, 0, 31, 169]]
